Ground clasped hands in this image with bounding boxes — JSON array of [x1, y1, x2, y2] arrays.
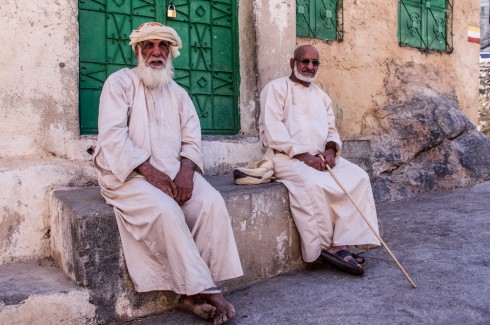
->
[[137, 158, 195, 205], [294, 149, 336, 172]]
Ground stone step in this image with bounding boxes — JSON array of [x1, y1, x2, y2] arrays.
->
[[49, 176, 305, 323], [0, 259, 96, 325]]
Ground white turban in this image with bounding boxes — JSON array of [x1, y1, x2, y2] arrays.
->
[[129, 22, 182, 58]]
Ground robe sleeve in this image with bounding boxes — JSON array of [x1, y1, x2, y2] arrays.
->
[[260, 80, 310, 158], [178, 91, 204, 174], [97, 74, 150, 183], [323, 95, 342, 154]]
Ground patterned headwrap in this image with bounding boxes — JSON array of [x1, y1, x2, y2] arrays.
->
[[129, 22, 182, 58]]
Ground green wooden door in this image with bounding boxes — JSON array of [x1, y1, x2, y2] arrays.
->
[[79, 0, 239, 135]]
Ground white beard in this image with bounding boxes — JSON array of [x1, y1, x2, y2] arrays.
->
[[136, 49, 174, 88], [293, 62, 318, 83]]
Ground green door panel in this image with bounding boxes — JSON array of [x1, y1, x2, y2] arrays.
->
[[166, 0, 239, 134], [79, 0, 239, 135]]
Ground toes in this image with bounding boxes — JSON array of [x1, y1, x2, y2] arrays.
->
[[201, 304, 214, 313], [209, 306, 217, 319], [213, 314, 229, 325], [227, 307, 236, 319]]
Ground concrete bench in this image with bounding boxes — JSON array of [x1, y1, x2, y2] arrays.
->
[[49, 176, 304, 323]]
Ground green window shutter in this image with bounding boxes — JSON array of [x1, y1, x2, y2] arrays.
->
[[296, 0, 342, 41], [398, 0, 452, 53], [78, 0, 239, 135]]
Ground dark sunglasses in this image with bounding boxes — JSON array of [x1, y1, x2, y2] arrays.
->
[[295, 58, 320, 66]]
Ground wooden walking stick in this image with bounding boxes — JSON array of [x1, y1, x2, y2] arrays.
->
[[323, 160, 417, 288]]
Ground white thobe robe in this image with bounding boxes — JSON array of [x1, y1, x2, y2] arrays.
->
[[260, 77, 380, 262], [94, 68, 243, 294]]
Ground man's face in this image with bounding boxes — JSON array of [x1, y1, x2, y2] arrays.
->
[[292, 47, 320, 80], [137, 39, 171, 69]]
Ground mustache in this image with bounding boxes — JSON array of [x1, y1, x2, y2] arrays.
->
[[147, 58, 165, 64]]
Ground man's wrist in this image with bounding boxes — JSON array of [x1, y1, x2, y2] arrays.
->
[[136, 160, 152, 176], [293, 152, 308, 161], [325, 142, 339, 157], [180, 158, 196, 172]]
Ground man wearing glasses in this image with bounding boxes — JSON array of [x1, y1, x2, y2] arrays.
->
[[259, 45, 380, 276]]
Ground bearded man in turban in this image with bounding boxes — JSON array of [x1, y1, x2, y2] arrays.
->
[[94, 22, 243, 325]]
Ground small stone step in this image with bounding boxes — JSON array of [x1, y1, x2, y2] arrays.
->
[[0, 259, 96, 325]]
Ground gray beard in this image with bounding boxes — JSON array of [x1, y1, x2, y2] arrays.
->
[[136, 53, 174, 88], [293, 62, 318, 83]]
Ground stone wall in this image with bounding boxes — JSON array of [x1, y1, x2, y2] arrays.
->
[[479, 61, 490, 137]]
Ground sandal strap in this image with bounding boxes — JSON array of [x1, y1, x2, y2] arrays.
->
[[334, 249, 353, 259]]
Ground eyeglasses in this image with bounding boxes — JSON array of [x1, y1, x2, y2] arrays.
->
[[294, 58, 320, 67]]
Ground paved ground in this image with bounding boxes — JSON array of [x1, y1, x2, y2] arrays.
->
[[128, 181, 490, 325]]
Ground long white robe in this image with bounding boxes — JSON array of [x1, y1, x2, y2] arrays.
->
[[260, 77, 380, 262], [94, 68, 243, 294]]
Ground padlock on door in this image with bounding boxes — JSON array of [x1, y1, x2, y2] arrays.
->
[[167, 3, 176, 18]]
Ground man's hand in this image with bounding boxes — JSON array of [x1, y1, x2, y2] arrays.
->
[[320, 148, 337, 168], [173, 158, 195, 205], [136, 160, 177, 198], [294, 152, 326, 171]]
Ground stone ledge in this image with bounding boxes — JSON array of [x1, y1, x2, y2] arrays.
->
[[0, 259, 96, 324], [49, 176, 304, 323]]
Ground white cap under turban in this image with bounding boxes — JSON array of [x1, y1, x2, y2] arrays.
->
[[129, 22, 182, 58]]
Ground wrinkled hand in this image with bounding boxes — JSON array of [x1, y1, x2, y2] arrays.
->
[[294, 152, 326, 171], [137, 160, 177, 198], [320, 148, 337, 168], [173, 158, 196, 205]]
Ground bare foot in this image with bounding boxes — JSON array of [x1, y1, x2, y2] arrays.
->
[[178, 295, 216, 320], [200, 293, 236, 325]]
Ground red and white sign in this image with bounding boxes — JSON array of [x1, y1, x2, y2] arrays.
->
[[468, 26, 480, 44]]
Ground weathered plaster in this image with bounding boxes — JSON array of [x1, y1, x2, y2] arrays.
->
[[0, 0, 80, 159], [254, 0, 296, 91], [238, 0, 259, 136], [0, 159, 96, 264], [202, 136, 262, 175], [0, 290, 96, 325]]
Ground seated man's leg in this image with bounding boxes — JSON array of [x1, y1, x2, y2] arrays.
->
[[101, 176, 217, 295], [328, 158, 380, 248], [181, 173, 243, 281], [181, 173, 243, 324], [272, 156, 337, 262], [272, 156, 380, 273]]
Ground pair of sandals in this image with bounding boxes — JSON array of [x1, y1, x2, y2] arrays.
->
[[321, 250, 365, 276]]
